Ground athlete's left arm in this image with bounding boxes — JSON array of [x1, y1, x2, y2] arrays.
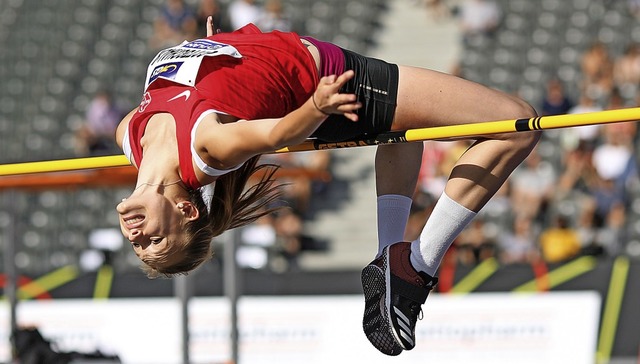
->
[[115, 108, 137, 149]]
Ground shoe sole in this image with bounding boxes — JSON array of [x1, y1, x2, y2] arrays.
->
[[381, 245, 411, 350], [361, 249, 403, 356]]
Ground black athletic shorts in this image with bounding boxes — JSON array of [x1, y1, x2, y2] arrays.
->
[[311, 49, 399, 142]]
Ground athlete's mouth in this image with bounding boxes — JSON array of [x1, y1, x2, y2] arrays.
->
[[123, 214, 145, 228]]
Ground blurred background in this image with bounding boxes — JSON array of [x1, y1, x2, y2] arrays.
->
[[0, 0, 639, 363]]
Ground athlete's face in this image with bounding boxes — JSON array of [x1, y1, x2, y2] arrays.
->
[[116, 194, 192, 267]]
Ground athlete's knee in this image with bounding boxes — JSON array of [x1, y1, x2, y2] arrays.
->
[[504, 96, 538, 120], [500, 99, 541, 152]]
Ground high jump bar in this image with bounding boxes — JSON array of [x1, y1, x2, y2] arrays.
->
[[1, 107, 639, 176]]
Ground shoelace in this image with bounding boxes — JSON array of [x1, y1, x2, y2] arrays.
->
[[408, 302, 424, 321]]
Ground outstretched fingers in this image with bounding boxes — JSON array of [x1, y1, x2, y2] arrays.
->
[[314, 70, 361, 121], [205, 16, 222, 37], [334, 69, 355, 87], [334, 94, 361, 121], [206, 16, 214, 37]]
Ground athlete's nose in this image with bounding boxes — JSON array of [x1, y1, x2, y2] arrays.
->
[[128, 229, 141, 242]]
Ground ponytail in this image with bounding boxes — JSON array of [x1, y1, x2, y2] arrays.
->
[[208, 156, 282, 237]]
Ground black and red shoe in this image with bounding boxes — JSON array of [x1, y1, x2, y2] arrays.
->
[[361, 241, 437, 355]]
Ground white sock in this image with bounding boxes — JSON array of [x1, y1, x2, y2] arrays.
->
[[377, 194, 412, 258], [410, 192, 476, 277]]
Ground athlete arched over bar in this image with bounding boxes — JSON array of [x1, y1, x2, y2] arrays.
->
[[115, 18, 540, 356]]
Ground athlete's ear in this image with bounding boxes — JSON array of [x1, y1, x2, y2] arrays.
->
[[177, 201, 199, 221]]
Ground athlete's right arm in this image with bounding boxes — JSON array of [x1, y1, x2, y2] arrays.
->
[[195, 70, 361, 169]]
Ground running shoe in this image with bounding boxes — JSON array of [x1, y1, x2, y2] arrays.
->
[[361, 241, 437, 355]]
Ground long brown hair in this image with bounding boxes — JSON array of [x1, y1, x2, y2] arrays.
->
[[141, 156, 281, 278]]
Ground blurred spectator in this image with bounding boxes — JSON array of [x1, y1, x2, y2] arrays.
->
[[455, 218, 496, 265], [592, 123, 635, 183], [540, 78, 574, 116], [561, 91, 603, 152], [440, 140, 473, 174], [260, 150, 332, 218], [239, 212, 277, 269], [273, 208, 304, 270], [599, 207, 627, 256], [74, 90, 123, 156], [240, 203, 327, 272], [424, 0, 451, 21], [613, 43, 640, 98], [417, 139, 472, 199], [405, 190, 435, 241], [576, 198, 599, 251], [581, 176, 627, 256], [228, 0, 261, 30], [497, 215, 539, 264], [255, 0, 291, 32], [416, 141, 448, 199], [539, 215, 581, 263], [237, 149, 334, 271], [454, 0, 502, 44], [480, 182, 512, 226], [606, 87, 629, 110], [242, 213, 277, 248], [580, 42, 615, 102], [556, 139, 598, 200], [195, 0, 227, 37], [569, 91, 603, 115], [628, 0, 640, 19], [149, 0, 198, 49], [241, 205, 329, 272], [590, 122, 636, 229], [509, 147, 557, 222], [589, 177, 627, 230]]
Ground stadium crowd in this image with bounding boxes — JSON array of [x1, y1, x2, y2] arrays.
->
[[410, 0, 640, 269]]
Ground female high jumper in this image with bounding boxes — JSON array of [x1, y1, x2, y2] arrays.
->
[[115, 17, 539, 356]]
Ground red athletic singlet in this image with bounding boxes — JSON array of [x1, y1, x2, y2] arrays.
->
[[125, 86, 217, 189], [194, 23, 319, 119], [125, 24, 320, 189]]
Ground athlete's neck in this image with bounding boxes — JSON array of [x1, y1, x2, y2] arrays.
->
[[136, 113, 184, 190]]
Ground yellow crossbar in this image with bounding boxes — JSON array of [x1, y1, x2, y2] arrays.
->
[[1, 107, 639, 176]]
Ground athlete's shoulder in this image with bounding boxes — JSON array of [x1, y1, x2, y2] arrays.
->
[[115, 108, 136, 149]]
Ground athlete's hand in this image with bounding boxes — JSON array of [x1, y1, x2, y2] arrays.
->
[[312, 70, 361, 122], [206, 16, 222, 37]]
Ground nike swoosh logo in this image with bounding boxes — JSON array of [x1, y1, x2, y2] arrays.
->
[[168, 90, 191, 102]]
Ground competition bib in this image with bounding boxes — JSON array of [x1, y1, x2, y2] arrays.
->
[[144, 39, 242, 90]]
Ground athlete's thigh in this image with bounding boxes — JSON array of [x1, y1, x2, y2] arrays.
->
[[392, 65, 534, 132]]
